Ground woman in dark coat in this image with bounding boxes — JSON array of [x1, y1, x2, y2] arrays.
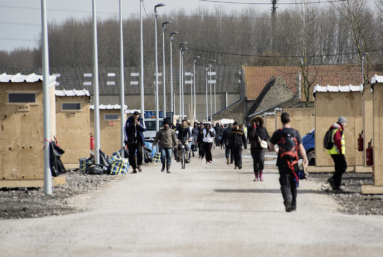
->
[[248, 116, 270, 181]]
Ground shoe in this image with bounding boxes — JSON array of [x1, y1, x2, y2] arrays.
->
[[259, 170, 263, 181], [235, 166, 238, 170], [333, 186, 344, 192], [230, 162, 233, 165], [253, 172, 258, 181], [132, 169, 137, 174], [327, 178, 336, 189], [161, 163, 165, 172], [167, 165, 171, 173], [238, 165, 242, 169], [284, 200, 293, 212], [206, 161, 209, 164], [291, 206, 297, 212], [175, 158, 180, 162], [186, 159, 190, 163], [138, 166, 142, 172], [209, 160, 212, 163], [227, 158, 230, 165], [192, 152, 195, 157]]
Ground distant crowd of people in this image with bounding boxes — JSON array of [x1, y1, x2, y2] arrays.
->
[[125, 111, 348, 213]]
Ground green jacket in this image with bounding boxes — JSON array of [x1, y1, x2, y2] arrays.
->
[[153, 128, 177, 148]]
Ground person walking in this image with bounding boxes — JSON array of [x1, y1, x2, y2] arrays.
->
[[229, 121, 247, 169], [176, 120, 192, 163], [197, 123, 205, 159], [152, 118, 177, 173], [192, 122, 199, 157], [248, 116, 270, 181], [269, 112, 308, 212], [214, 122, 223, 147], [124, 111, 146, 174], [327, 116, 348, 191], [203, 123, 216, 163], [221, 123, 234, 165]]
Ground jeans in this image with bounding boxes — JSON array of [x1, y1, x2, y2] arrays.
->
[[127, 140, 143, 170], [199, 142, 205, 158], [331, 154, 347, 188], [278, 163, 297, 208], [204, 142, 213, 162], [177, 142, 190, 160], [161, 147, 172, 166], [188, 141, 192, 159], [233, 146, 243, 166], [225, 146, 234, 164], [251, 149, 266, 172]]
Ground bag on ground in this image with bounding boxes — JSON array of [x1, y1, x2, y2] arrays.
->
[[79, 157, 94, 173], [143, 146, 153, 163], [86, 164, 109, 175], [109, 151, 129, 175], [153, 152, 161, 163]]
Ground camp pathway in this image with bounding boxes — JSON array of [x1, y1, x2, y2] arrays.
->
[[1, 148, 383, 257]]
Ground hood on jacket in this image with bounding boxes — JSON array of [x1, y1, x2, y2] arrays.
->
[[330, 122, 343, 130], [250, 116, 264, 127]]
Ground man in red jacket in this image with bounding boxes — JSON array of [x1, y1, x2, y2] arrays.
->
[[327, 116, 347, 191]]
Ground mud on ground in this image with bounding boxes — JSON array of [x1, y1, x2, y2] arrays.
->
[[309, 172, 383, 215], [0, 169, 114, 220]]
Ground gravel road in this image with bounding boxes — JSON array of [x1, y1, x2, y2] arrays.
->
[[1, 148, 383, 257]]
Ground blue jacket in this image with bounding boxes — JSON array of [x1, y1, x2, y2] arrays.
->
[[124, 116, 146, 145]]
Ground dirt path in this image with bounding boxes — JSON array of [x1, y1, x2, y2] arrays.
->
[[1, 148, 383, 257]]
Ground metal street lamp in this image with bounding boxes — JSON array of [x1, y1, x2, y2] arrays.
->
[[181, 47, 189, 119], [205, 64, 211, 121], [362, 52, 368, 85], [119, 0, 125, 149], [162, 21, 171, 121], [154, 3, 165, 133], [140, 0, 145, 120], [170, 31, 179, 115], [179, 42, 187, 122], [193, 56, 200, 124], [209, 60, 216, 121], [213, 76, 218, 114]]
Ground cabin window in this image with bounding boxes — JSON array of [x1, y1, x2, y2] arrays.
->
[[8, 93, 36, 103], [104, 114, 119, 120], [62, 103, 81, 111]]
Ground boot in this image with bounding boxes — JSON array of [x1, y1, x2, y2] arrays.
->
[[253, 172, 258, 181], [167, 165, 171, 173], [227, 158, 230, 165], [259, 170, 263, 181], [161, 163, 165, 172]]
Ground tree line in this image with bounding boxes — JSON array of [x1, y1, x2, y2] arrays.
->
[[0, 0, 382, 105]]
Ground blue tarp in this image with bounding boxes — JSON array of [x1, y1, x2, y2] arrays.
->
[[145, 142, 157, 157], [144, 111, 163, 118]]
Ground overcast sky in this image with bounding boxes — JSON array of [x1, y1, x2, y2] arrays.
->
[[0, 0, 376, 52]]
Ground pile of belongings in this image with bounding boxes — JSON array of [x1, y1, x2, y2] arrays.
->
[[79, 149, 129, 175]]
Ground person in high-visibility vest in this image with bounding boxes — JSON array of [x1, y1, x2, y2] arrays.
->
[[327, 116, 347, 191]]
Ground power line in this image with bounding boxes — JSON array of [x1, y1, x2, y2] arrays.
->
[[198, 0, 346, 4], [142, 0, 151, 20], [0, 21, 40, 26], [0, 37, 36, 42], [188, 46, 383, 58]]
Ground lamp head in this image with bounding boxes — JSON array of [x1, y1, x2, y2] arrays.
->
[[180, 42, 188, 46], [162, 21, 171, 26], [210, 60, 216, 63], [195, 56, 201, 59], [170, 31, 179, 36], [155, 3, 166, 9]]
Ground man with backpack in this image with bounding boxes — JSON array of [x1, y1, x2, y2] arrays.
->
[[229, 121, 247, 169], [325, 116, 348, 191], [221, 123, 233, 165], [269, 112, 308, 212]]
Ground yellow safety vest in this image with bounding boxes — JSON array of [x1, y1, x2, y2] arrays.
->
[[328, 128, 345, 155], [243, 127, 248, 138]]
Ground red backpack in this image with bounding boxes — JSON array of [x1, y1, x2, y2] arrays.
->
[[278, 128, 299, 181]]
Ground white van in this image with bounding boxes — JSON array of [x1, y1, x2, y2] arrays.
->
[[144, 118, 164, 142]]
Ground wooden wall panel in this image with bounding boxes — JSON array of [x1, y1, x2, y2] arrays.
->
[[373, 84, 383, 185], [315, 92, 363, 167], [90, 109, 128, 156], [283, 108, 315, 136], [0, 82, 55, 180], [363, 84, 373, 166], [56, 96, 90, 164], [275, 110, 282, 130]]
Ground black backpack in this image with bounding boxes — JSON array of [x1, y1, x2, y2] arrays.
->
[[278, 129, 299, 162], [323, 128, 334, 150]]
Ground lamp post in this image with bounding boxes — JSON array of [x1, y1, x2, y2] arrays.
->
[[162, 21, 171, 121], [213, 76, 218, 115], [154, 3, 165, 133], [170, 31, 179, 116], [193, 56, 200, 123], [119, 0, 125, 149], [140, 0, 145, 120], [362, 52, 368, 85], [209, 60, 216, 121], [205, 64, 211, 121], [179, 42, 187, 122], [181, 47, 188, 119]]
